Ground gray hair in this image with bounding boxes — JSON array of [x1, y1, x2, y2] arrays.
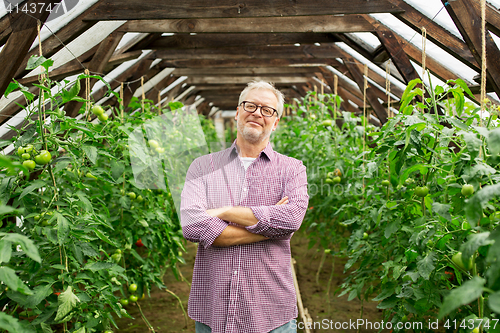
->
[[238, 81, 285, 118]]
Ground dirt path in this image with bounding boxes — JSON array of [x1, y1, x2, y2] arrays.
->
[[115, 229, 387, 332]]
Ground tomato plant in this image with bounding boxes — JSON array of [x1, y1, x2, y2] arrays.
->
[[273, 80, 500, 331], [0, 55, 215, 332]]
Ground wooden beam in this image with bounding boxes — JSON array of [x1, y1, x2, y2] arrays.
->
[[444, 0, 500, 98], [0, 0, 62, 97], [65, 31, 125, 117], [86, 0, 403, 20], [156, 44, 343, 60], [186, 76, 310, 85], [344, 57, 388, 124], [388, 0, 479, 71], [14, 1, 101, 79], [141, 33, 338, 50], [172, 67, 321, 76], [119, 15, 374, 34], [159, 58, 338, 68], [373, 24, 420, 84], [122, 57, 157, 109]]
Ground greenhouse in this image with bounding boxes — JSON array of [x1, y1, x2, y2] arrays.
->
[[1, 0, 500, 332]]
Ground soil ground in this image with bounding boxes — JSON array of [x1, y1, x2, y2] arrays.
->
[[115, 229, 388, 333]]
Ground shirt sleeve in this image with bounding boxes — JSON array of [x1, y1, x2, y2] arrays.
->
[[180, 157, 228, 249], [245, 160, 308, 238]]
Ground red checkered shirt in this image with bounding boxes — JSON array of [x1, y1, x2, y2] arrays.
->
[[180, 141, 309, 333]]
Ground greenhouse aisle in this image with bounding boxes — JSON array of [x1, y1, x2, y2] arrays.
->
[[115, 229, 386, 333]]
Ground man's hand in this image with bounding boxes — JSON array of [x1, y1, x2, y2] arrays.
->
[[211, 196, 289, 247]]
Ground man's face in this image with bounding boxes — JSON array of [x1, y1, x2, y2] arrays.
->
[[235, 89, 280, 144]]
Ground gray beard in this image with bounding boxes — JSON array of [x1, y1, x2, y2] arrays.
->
[[237, 121, 272, 144]]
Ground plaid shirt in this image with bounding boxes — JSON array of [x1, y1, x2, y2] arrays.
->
[[180, 141, 308, 333]]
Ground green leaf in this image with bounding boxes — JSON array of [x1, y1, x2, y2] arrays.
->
[[460, 232, 494, 260], [73, 327, 85, 333], [0, 267, 32, 295], [0, 240, 12, 264], [75, 191, 92, 212], [56, 213, 71, 246], [61, 80, 81, 103], [92, 228, 118, 247], [417, 252, 436, 280], [19, 180, 46, 200], [0, 311, 25, 333], [4, 82, 19, 98], [84, 262, 116, 272], [82, 145, 98, 165], [488, 127, 500, 156], [438, 276, 485, 318], [40, 322, 54, 333], [26, 55, 49, 70], [432, 202, 451, 221], [54, 286, 80, 323], [0, 233, 41, 263], [0, 205, 19, 216], [465, 184, 500, 227], [372, 283, 395, 301], [26, 283, 54, 308], [448, 117, 468, 131], [488, 291, 500, 313]]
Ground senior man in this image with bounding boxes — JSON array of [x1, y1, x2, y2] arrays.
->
[[180, 81, 309, 333]]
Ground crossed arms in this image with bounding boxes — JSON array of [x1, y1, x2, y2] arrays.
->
[[207, 197, 288, 247], [180, 157, 308, 249]]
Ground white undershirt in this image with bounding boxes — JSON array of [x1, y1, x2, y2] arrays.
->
[[239, 156, 256, 171]]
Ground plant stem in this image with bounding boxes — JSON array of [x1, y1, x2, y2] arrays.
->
[[136, 301, 156, 332], [316, 251, 326, 285], [166, 288, 189, 329]]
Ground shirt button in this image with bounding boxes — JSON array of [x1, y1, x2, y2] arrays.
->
[[233, 271, 238, 275]]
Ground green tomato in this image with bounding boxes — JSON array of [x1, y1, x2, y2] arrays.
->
[[34, 150, 51, 165], [111, 253, 121, 263], [362, 232, 368, 240], [451, 252, 473, 271], [136, 195, 143, 203], [24, 145, 33, 153], [127, 192, 136, 200], [120, 298, 129, 306], [114, 249, 122, 255], [85, 172, 98, 180], [128, 283, 138, 293], [461, 184, 474, 196], [381, 180, 390, 187], [327, 172, 334, 178], [401, 315, 408, 322], [148, 139, 159, 148], [98, 113, 108, 122], [325, 178, 334, 184], [321, 119, 332, 126], [22, 160, 36, 170], [17, 147, 25, 156], [104, 331, 114, 333], [129, 294, 138, 303], [91, 105, 105, 116], [34, 215, 40, 221], [415, 186, 429, 198], [332, 176, 341, 184], [21, 153, 31, 160], [41, 220, 51, 226]]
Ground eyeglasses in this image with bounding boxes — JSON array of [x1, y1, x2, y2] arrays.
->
[[240, 101, 278, 118]]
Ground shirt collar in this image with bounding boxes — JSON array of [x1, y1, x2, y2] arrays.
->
[[229, 140, 274, 161]]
